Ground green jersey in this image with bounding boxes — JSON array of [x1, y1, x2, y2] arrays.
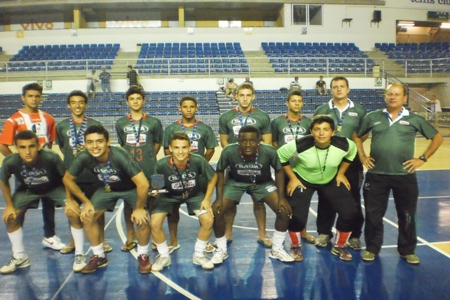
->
[[314, 99, 366, 139], [156, 153, 215, 202], [277, 135, 357, 185], [219, 107, 271, 143], [56, 116, 101, 184], [162, 120, 218, 158], [68, 146, 142, 191], [115, 114, 163, 179], [0, 149, 65, 194], [271, 114, 311, 146], [357, 109, 439, 175], [217, 143, 281, 183]]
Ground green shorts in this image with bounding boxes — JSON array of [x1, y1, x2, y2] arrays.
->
[[74, 182, 103, 204], [151, 193, 204, 215], [12, 186, 66, 210], [223, 179, 278, 204], [90, 187, 138, 211]]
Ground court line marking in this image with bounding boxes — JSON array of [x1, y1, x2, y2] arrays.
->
[[51, 208, 121, 300], [115, 202, 201, 300]]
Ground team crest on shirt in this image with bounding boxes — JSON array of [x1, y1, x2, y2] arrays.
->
[[231, 118, 256, 125]]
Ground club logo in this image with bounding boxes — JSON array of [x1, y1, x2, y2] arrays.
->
[[231, 118, 256, 125], [123, 125, 149, 133]]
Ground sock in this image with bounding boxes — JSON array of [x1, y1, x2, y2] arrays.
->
[[70, 227, 84, 255], [194, 239, 207, 256], [289, 231, 302, 247], [91, 244, 105, 258], [137, 243, 149, 256], [216, 236, 227, 252], [272, 230, 287, 250], [8, 228, 25, 259], [334, 231, 352, 247], [156, 241, 170, 257]]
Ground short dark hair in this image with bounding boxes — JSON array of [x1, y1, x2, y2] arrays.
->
[[22, 82, 43, 96], [14, 130, 38, 145], [179, 96, 198, 106], [125, 86, 145, 100], [127, 65, 133, 69], [84, 124, 109, 141], [330, 76, 349, 89], [309, 115, 335, 132], [238, 125, 260, 139], [67, 90, 88, 104], [169, 131, 190, 144], [286, 90, 303, 102], [236, 83, 255, 95]]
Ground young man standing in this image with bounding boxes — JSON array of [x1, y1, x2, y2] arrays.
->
[[313, 76, 366, 250], [218, 83, 273, 247], [115, 86, 163, 251], [56, 90, 111, 254], [0, 82, 64, 251], [270, 90, 315, 245], [354, 83, 443, 264], [277, 115, 358, 261], [126, 65, 140, 87], [0, 131, 84, 273], [86, 69, 98, 99], [162, 96, 218, 252], [211, 125, 294, 264], [99, 67, 112, 100], [63, 125, 151, 274], [151, 132, 217, 271], [316, 76, 327, 95]]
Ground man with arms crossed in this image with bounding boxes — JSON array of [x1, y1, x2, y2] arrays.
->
[[63, 125, 151, 274], [151, 131, 217, 271], [219, 83, 273, 247], [354, 83, 443, 264], [0, 82, 64, 251]]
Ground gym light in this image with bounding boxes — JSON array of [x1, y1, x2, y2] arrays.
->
[[398, 21, 414, 27]]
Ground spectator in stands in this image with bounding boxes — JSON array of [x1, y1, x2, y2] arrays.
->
[[428, 94, 442, 126], [86, 69, 99, 99], [244, 77, 253, 86], [99, 67, 112, 100], [316, 76, 327, 95], [127, 65, 140, 87], [225, 78, 238, 100], [0, 82, 65, 253], [290, 76, 302, 91]]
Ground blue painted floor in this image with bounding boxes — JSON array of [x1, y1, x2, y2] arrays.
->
[[0, 170, 449, 300]]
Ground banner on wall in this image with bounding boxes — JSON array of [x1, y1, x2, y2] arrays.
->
[[11, 22, 65, 31], [105, 21, 162, 28], [399, 0, 450, 10]]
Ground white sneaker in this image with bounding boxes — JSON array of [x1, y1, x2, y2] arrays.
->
[[42, 235, 66, 251], [193, 253, 214, 270], [151, 254, 171, 272], [0, 255, 30, 274], [73, 254, 86, 272], [269, 248, 295, 262], [210, 248, 228, 265]]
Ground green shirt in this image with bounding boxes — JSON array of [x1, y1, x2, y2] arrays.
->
[[56, 116, 101, 184], [271, 114, 311, 146], [68, 146, 142, 191], [357, 109, 439, 175], [219, 107, 271, 143], [0, 149, 65, 194], [217, 143, 281, 183], [115, 114, 163, 179], [277, 135, 357, 185], [156, 153, 215, 202], [162, 120, 218, 157], [314, 99, 366, 139]]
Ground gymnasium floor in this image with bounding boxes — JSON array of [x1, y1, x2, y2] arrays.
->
[[0, 139, 449, 300]]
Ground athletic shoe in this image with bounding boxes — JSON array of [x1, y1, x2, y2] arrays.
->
[[0, 255, 30, 274], [103, 243, 113, 253], [73, 254, 86, 272], [315, 234, 331, 247], [81, 255, 108, 274], [361, 250, 376, 262], [332, 246, 353, 261], [60, 245, 75, 254], [347, 238, 362, 250], [151, 255, 171, 272], [269, 248, 295, 262], [257, 236, 273, 248], [401, 254, 420, 264], [210, 248, 228, 265], [193, 253, 214, 270], [168, 244, 181, 254], [42, 235, 66, 251], [301, 232, 316, 244], [205, 242, 215, 253], [289, 246, 304, 262], [138, 254, 152, 273]]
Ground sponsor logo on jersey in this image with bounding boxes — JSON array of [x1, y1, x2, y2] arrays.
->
[[236, 163, 263, 169], [231, 117, 256, 125], [168, 172, 196, 182], [266, 185, 277, 193], [21, 168, 47, 177], [348, 112, 358, 117], [282, 127, 307, 134], [15, 117, 25, 125], [399, 120, 410, 126], [123, 125, 149, 133], [373, 121, 382, 126], [188, 133, 201, 140]]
